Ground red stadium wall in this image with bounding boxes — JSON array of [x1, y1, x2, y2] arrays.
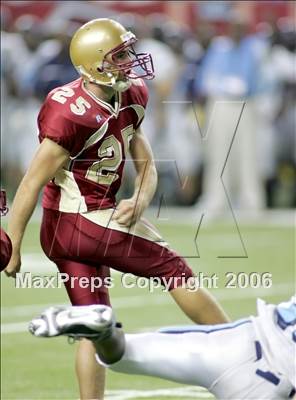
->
[[1, 1, 294, 31], [1, 1, 54, 22]]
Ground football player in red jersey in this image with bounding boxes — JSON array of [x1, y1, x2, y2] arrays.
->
[[5, 19, 229, 399], [0, 190, 12, 271]]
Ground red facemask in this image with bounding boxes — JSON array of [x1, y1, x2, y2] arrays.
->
[[100, 36, 154, 80]]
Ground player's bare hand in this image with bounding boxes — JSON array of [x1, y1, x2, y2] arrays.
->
[[5, 252, 21, 278], [112, 198, 147, 226]]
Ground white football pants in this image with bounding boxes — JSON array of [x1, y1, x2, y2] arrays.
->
[[99, 319, 293, 399]]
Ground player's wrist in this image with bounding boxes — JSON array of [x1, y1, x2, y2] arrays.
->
[[134, 196, 149, 212]]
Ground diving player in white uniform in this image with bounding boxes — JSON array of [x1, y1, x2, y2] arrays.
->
[[30, 297, 296, 399]]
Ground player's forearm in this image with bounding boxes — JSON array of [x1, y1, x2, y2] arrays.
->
[[7, 139, 70, 252], [7, 177, 40, 251], [132, 163, 157, 208]]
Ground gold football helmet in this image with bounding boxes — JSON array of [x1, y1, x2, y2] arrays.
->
[[70, 18, 154, 87]]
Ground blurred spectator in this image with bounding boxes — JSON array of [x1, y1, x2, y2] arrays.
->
[[183, 20, 216, 104], [32, 21, 80, 99], [1, 14, 43, 195], [268, 19, 296, 207], [171, 21, 216, 205], [163, 22, 204, 205], [194, 15, 266, 215], [136, 15, 181, 203], [252, 15, 295, 208], [138, 15, 179, 141]]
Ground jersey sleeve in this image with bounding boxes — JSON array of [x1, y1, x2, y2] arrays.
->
[[127, 79, 149, 130], [37, 98, 80, 155], [139, 79, 149, 109], [137, 80, 149, 129], [0, 228, 12, 271]]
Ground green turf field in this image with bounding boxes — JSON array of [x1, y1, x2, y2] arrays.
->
[[1, 215, 295, 400]]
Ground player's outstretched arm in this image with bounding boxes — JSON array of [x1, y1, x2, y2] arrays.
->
[[5, 138, 69, 277], [112, 127, 157, 226]]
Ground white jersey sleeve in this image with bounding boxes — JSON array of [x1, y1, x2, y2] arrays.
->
[[252, 296, 296, 388]]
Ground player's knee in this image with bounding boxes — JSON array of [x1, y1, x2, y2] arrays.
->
[[158, 258, 194, 291]]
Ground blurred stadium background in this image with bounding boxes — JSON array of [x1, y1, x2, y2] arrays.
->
[[1, 1, 295, 399]]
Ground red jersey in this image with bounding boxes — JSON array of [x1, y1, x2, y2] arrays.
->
[[38, 78, 148, 212], [0, 228, 12, 271]]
